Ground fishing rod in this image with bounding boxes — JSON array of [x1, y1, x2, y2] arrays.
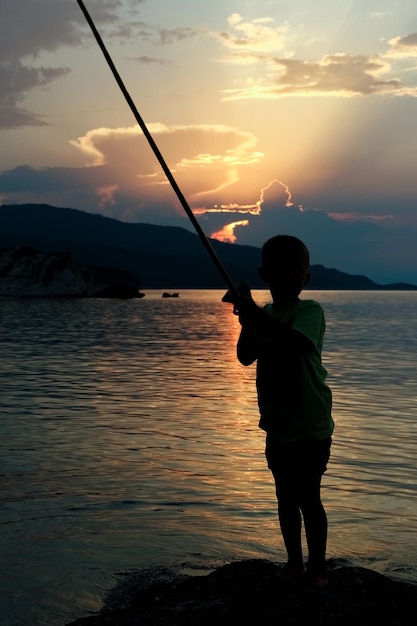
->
[[76, 0, 240, 299]]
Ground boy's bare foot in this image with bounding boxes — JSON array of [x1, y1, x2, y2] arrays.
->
[[281, 562, 306, 581], [305, 568, 329, 588]]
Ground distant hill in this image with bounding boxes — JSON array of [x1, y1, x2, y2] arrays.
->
[[1, 203, 416, 290]]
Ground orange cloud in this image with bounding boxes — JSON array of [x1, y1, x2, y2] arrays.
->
[[69, 123, 265, 217], [194, 179, 295, 220], [193, 203, 258, 215], [205, 178, 298, 243], [258, 179, 294, 210], [211, 219, 249, 243]]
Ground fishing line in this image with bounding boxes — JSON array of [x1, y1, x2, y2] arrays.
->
[[76, 0, 239, 298]]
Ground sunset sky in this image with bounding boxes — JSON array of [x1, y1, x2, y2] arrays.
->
[[1, 0, 417, 284]]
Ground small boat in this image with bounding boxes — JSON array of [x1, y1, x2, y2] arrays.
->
[[162, 292, 179, 298]]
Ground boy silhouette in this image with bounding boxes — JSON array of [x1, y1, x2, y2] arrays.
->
[[226, 234, 333, 587]]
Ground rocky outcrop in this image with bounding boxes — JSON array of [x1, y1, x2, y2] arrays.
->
[[66, 559, 416, 626], [0, 246, 95, 296]]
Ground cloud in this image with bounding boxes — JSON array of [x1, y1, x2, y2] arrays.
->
[[0, 122, 264, 218], [222, 52, 417, 100], [387, 32, 417, 58], [209, 219, 249, 244], [0, 0, 202, 130], [126, 56, 171, 66], [0, 62, 71, 128], [216, 13, 287, 54], [0, 0, 146, 129], [215, 16, 417, 100], [158, 26, 200, 45], [1, 1, 81, 62]]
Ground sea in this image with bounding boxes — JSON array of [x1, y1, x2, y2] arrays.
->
[[1, 290, 416, 625]]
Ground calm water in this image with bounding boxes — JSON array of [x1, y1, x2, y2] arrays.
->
[[1, 290, 416, 625]]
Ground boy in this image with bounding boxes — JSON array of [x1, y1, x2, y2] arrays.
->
[[226, 234, 333, 587]]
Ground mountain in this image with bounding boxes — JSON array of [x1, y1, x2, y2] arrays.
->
[[1, 203, 416, 290]]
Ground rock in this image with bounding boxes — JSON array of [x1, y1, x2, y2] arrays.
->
[[66, 559, 416, 626], [0, 247, 145, 298], [0, 246, 94, 296]]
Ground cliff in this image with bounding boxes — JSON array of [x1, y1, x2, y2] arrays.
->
[[0, 247, 143, 297], [0, 246, 94, 296]]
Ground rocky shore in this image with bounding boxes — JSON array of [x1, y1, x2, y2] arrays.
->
[[67, 559, 415, 626]]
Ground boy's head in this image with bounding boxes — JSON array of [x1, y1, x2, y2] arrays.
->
[[259, 235, 310, 301]]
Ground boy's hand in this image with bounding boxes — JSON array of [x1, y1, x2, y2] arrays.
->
[[222, 281, 252, 312], [222, 281, 251, 304], [222, 282, 259, 324]]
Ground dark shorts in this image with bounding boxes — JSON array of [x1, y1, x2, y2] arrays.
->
[[265, 435, 332, 481]]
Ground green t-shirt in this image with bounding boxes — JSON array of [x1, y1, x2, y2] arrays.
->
[[256, 299, 333, 442]]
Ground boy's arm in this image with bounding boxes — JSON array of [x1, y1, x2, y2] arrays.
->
[[237, 324, 258, 366], [235, 296, 314, 366]]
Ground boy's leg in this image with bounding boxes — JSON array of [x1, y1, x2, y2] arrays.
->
[[299, 473, 328, 585], [299, 439, 331, 587], [274, 476, 305, 574], [265, 436, 305, 575]]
